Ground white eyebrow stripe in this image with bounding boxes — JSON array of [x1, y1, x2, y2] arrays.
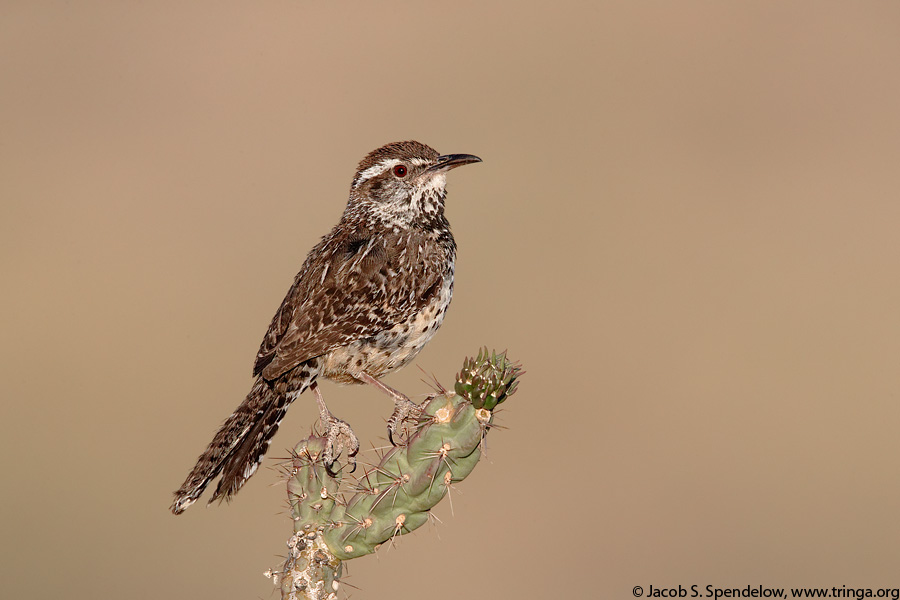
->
[[353, 158, 400, 188], [409, 157, 429, 166]]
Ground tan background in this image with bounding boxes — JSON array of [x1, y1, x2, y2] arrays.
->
[[3, 1, 900, 598]]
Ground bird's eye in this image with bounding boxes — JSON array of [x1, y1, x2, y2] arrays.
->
[[392, 164, 408, 178]]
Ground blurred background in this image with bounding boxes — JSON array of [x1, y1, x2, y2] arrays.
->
[[3, 1, 900, 598]]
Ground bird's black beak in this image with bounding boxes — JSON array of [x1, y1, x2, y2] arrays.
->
[[428, 154, 482, 173]]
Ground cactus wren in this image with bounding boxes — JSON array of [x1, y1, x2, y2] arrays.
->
[[171, 141, 481, 514]]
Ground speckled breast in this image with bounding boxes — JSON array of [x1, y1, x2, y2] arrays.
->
[[321, 270, 454, 384]]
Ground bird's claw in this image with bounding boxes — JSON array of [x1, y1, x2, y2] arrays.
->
[[387, 396, 425, 446], [319, 411, 359, 474]]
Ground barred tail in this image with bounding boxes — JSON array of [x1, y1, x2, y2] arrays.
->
[[170, 378, 296, 514]]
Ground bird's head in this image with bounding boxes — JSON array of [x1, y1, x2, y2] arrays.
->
[[347, 140, 481, 228]]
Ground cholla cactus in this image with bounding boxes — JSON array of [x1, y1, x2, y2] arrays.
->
[[276, 350, 522, 600]]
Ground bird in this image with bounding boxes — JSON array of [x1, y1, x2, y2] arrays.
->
[[171, 140, 481, 514]]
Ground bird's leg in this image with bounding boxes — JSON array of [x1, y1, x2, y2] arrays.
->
[[356, 371, 425, 446], [311, 381, 359, 471]]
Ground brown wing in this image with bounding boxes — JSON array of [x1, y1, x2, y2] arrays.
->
[[252, 235, 327, 378], [253, 229, 442, 381]]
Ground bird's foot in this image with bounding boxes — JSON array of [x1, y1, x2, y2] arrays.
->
[[320, 411, 359, 473], [312, 382, 359, 472], [353, 371, 426, 446], [387, 395, 425, 446]]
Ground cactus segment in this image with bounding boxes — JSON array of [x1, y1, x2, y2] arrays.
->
[[278, 349, 522, 599]]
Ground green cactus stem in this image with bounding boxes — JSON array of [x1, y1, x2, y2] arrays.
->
[[276, 349, 522, 600]]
